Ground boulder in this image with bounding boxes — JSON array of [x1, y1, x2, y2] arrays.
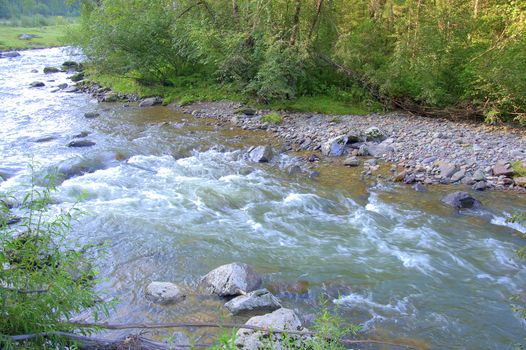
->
[[357, 144, 369, 157], [67, 140, 96, 148], [199, 263, 262, 297], [234, 107, 257, 116], [145, 282, 185, 304], [30, 81, 45, 88], [236, 308, 309, 350], [472, 169, 486, 182], [63, 86, 79, 93], [441, 191, 481, 209], [69, 72, 85, 82], [321, 136, 348, 157], [3, 51, 21, 58], [43, 67, 60, 74], [57, 83, 68, 90], [450, 169, 466, 182], [472, 181, 487, 191], [346, 129, 364, 143], [84, 112, 100, 119], [224, 289, 282, 316], [343, 156, 360, 167], [100, 92, 120, 102], [367, 142, 394, 158], [413, 182, 427, 192], [492, 160, 513, 177], [437, 162, 458, 179], [364, 126, 386, 141], [18, 33, 36, 40], [249, 146, 273, 163], [139, 97, 163, 107]]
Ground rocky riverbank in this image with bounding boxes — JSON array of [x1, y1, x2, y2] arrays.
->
[[73, 78, 526, 193], [178, 101, 526, 193]]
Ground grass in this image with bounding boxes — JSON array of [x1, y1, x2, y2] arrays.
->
[[0, 25, 72, 50], [261, 112, 283, 124], [85, 69, 379, 116], [512, 161, 526, 178]]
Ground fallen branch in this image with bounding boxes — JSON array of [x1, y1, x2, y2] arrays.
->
[[71, 321, 423, 349]]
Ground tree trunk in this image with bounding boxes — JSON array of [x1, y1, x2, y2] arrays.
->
[[308, 0, 324, 39], [290, 0, 302, 46]]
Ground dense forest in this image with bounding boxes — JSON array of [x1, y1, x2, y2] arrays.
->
[[75, 0, 525, 123], [0, 0, 79, 18]]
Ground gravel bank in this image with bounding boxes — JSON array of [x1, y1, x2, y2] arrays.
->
[[178, 101, 526, 193]]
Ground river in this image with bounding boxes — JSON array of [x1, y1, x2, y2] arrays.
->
[[1, 47, 526, 349]]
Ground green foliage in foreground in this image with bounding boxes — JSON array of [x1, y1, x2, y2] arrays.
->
[[211, 303, 361, 350], [0, 167, 108, 349], [73, 0, 526, 121], [0, 24, 72, 50]]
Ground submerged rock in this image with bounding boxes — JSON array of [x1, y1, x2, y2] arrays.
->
[[249, 146, 273, 163], [84, 112, 100, 119], [145, 282, 185, 304], [413, 182, 427, 192], [236, 308, 309, 350], [67, 140, 96, 148], [224, 289, 282, 316], [199, 262, 262, 297], [139, 97, 163, 107], [441, 191, 481, 209], [69, 72, 85, 82], [30, 81, 45, 88]]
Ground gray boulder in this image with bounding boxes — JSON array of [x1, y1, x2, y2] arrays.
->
[[30, 81, 45, 88], [235, 308, 309, 350], [437, 162, 458, 179], [224, 289, 282, 316], [63, 86, 79, 93], [249, 146, 273, 163], [321, 135, 348, 157], [367, 142, 394, 158], [145, 282, 185, 304], [43, 67, 60, 74], [67, 140, 96, 148], [413, 182, 427, 192], [139, 97, 163, 107], [3, 51, 21, 58], [441, 191, 481, 209], [343, 156, 360, 167], [472, 181, 487, 191], [450, 169, 466, 182], [199, 262, 262, 297]]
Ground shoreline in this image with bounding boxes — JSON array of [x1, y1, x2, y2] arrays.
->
[[76, 80, 526, 194]]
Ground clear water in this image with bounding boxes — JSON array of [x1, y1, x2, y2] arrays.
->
[[1, 48, 526, 349]]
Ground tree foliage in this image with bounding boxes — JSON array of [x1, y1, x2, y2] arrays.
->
[[75, 0, 526, 122]]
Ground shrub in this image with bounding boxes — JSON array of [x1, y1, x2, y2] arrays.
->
[[0, 167, 108, 348]]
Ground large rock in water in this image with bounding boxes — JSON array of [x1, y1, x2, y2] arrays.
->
[[67, 140, 95, 148], [224, 289, 282, 316], [249, 146, 273, 163], [321, 135, 348, 157], [199, 263, 262, 297], [145, 282, 185, 304], [139, 97, 163, 107], [441, 191, 481, 209], [235, 308, 309, 350], [2, 51, 21, 58]]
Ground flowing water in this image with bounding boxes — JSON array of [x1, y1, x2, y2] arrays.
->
[[1, 47, 526, 349]]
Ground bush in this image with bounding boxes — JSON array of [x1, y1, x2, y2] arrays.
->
[[0, 167, 108, 348]]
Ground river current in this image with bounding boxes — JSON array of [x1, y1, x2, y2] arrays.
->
[[1, 47, 526, 349]]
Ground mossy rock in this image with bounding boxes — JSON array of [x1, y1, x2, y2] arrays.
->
[[69, 72, 85, 82], [43, 66, 60, 74]]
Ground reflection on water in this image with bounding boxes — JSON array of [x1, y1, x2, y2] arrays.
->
[[1, 48, 526, 349]]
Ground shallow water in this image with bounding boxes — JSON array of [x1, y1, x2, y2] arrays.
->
[[1, 48, 526, 349]]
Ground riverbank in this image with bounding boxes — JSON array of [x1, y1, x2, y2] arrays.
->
[[75, 74, 526, 193]]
